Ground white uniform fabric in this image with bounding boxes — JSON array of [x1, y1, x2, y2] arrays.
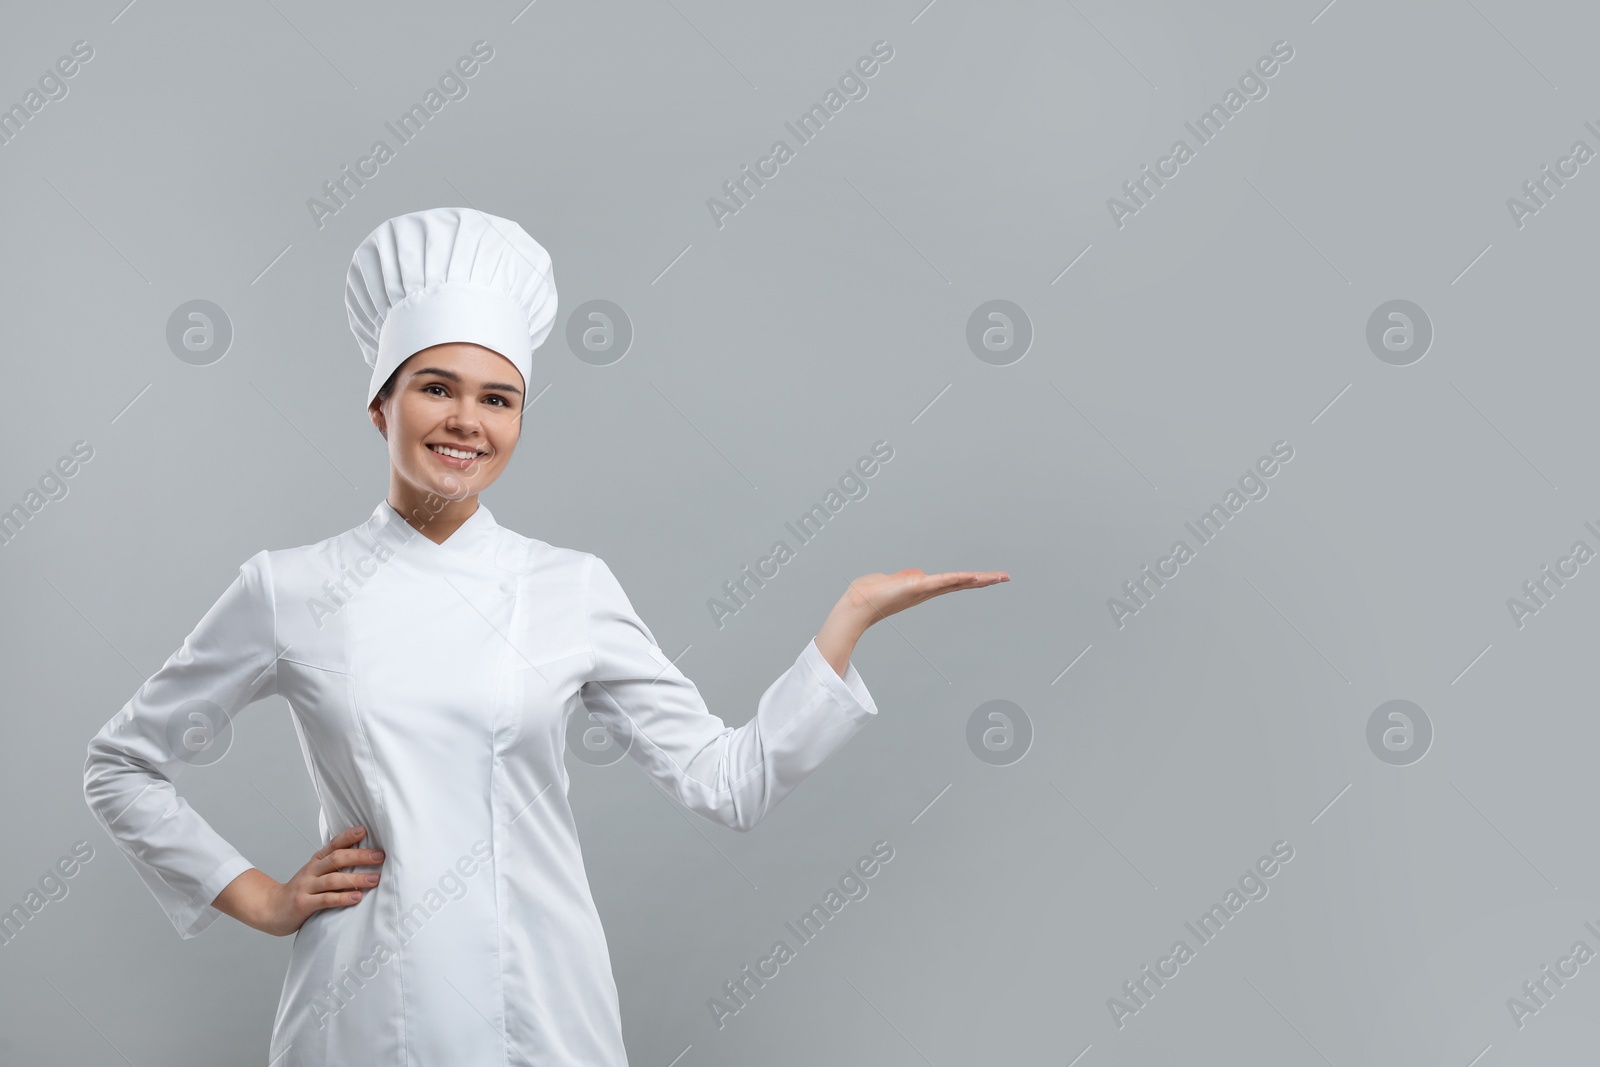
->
[[83, 500, 878, 1065]]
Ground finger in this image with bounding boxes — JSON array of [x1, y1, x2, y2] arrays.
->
[[916, 572, 1007, 596], [912, 571, 981, 588], [306, 887, 366, 910], [330, 845, 385, 867], [931, 570, 1008, 585], [921, 568, 1005, 582], [314, 825, 367, 861], [320, 846, 385, 874], [316, 869, 380, 894]]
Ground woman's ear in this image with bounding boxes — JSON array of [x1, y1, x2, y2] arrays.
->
[[368, 398, 387, 441]]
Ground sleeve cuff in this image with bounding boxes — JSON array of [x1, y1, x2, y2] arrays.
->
[[178, 854, 255, 940], [802, 637, 878, 723]]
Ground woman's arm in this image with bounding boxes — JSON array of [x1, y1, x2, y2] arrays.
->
[[210, 868, 280, 930], [578, 556, 1008, 832], [82, 551, 280, 938], [211, 826, 387, 937]]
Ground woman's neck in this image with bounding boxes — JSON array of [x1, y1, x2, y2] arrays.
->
[[386, 484, 480, 545]]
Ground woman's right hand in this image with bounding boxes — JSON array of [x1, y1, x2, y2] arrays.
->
[[212, 825, 385, 937]]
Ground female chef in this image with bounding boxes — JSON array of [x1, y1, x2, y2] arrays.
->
[[83, 206, 1008, 1065]]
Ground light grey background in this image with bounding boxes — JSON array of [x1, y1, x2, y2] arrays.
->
[[3, 0, 1596, 1063]]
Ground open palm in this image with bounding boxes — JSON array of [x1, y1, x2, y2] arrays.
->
[[844, 567, 1010, 624]]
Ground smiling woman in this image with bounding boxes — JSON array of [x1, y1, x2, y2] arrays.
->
[[83, 205, 1007, 1067], [367, 346, 525, 542]]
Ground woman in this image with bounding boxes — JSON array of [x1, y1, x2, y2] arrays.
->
[[83, 206, 1007, 1065]]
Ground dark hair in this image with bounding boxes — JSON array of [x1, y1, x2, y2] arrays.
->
[[373, 364, 403, 406], [370, 364, 404, 440]]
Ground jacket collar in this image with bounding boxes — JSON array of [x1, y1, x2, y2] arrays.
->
[[367, 497, 499, 558]]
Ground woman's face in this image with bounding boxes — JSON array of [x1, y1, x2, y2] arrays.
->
[[367, 342, 524, 502]]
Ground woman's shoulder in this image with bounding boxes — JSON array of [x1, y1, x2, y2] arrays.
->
[[230, 509, 400, 601], [256, 522, 371, 581], [488, 523, 597, 582]]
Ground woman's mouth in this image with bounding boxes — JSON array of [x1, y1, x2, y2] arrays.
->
[[427, 443, 487, 469]]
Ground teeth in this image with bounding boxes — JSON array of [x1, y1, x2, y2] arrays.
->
[[429, 444, 483, 460]]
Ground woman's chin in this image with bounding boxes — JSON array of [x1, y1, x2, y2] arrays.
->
[[432, 473, 474, 500]]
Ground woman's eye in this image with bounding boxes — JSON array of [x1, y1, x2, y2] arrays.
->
[[486, 395, 508, 407], [424, 383, 448, 396]]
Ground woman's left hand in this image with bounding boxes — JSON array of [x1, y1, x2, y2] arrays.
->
[[842, 568, 1010, 626], [814, 568, 1010, 679]]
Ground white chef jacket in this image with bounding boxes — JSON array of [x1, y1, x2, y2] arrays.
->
[[82, 499, 878, 1066]]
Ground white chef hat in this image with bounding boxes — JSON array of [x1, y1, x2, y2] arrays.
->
[[345, 206, 558, 406]]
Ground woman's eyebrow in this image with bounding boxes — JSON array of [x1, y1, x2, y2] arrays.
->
[[411, 366, 523, 395]]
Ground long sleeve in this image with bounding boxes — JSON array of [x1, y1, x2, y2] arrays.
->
[[578, 554, 877, 832], [83, 548, 280, 939]]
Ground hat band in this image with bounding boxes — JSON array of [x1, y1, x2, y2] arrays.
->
[[368, 282, 533, 405]]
